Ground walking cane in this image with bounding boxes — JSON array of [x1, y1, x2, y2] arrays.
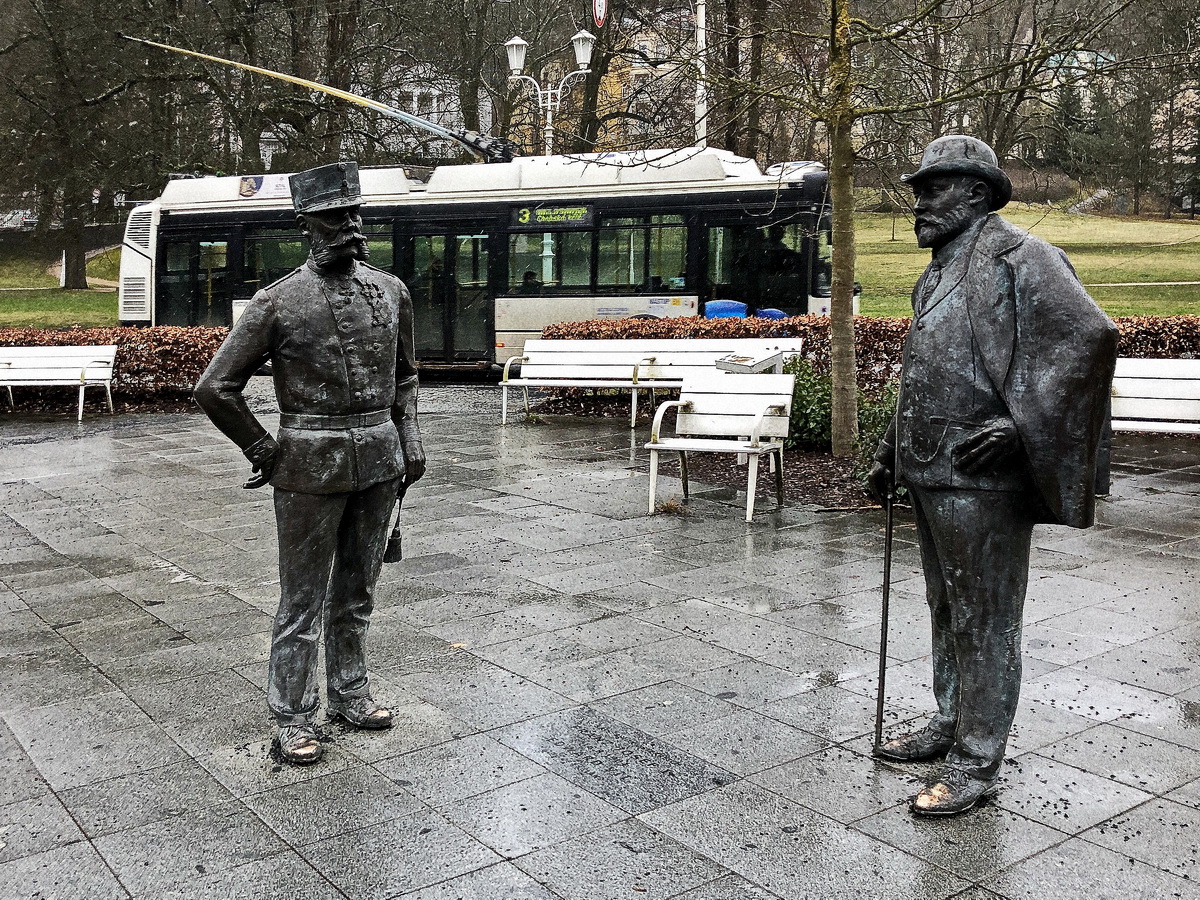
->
[[874, 484, 895, 752], [383, 478, 409, 564]]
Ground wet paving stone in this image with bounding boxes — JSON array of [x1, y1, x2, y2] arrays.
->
[[0, 841, 130, 900], [400, 861, 565, 900], [992, 753, 1153, 834], [1040, 722, 1200, 794], [298, 807, 501, 900], [59, 758, 234, 839], [983, 834, 1200, 900], [495, 708, 736, 815], [94, 801, 287, 896], [373, 733, 548, 808], [516, 817, 729, 900], [441, 772, 625, 859], [149, 850, 346, 900], [0, 793, 85, 864], [641, 781, 971, 900], [1081, 797, 1200, 879]]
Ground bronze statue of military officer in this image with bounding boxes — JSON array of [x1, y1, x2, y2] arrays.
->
[[869, 136, 1118, 815], [195, 161, 425, 765]]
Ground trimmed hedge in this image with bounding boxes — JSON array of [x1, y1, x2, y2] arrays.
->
[[0, 326, 228, 400], [544, 314, 1200, 394]]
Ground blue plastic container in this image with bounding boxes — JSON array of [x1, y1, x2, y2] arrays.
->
[[704, 300, 748, 319], [755, 308, 787, 320]]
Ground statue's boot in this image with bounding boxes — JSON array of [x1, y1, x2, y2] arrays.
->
[[329, 696, 393, 730], [278, 724, 324, 765], [911, 767, 995, 816], [874, 726, 953, 762]]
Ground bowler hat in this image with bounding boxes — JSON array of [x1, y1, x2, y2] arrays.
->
[[289, 161, 362, 215], [902, 136, 1011, 210]]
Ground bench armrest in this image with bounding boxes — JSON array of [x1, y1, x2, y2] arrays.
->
[[750, 404, 786, 447], [80, 361, 114, 384], [501, 355, 529, 383], [650, 399, 691, 442], [631, 356, 656, 386]]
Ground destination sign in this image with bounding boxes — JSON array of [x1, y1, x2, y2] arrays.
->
[[510, 204, 595, 229]]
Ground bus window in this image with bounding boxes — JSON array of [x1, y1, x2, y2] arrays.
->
[[598, 215, 685, 293], [707, 222, 811, 314], [245, 229, 307, 292], [508, 231, 590, 292], [363, 223, 393, 271], [814, 227, 832, 297]]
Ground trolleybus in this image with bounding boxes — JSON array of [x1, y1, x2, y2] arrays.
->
[[117, 147, 841, 368]]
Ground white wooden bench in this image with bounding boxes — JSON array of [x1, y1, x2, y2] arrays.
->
[[0, 345, 117, 422], [500, 337, 805, 427], [645, 372, 796, 522], [1111, 357, 1200, 434]]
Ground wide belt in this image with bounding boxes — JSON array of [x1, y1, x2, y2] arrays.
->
[[278, 409, 391, 430]]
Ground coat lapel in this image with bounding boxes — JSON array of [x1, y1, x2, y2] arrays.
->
[[965, 215, 1024, 392]]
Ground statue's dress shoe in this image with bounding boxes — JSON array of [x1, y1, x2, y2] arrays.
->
[[278, 724, 323, 765], [874, 727, 953, 762], [329, 696, 393, 730], [911, 768, 995, 816]]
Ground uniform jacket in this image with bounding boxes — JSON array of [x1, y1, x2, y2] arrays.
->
[[195, 260, 422, 494], [879, 214, 1118, 528]]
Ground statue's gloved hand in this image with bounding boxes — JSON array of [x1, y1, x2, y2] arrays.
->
[[867, 461, 894, 505], [243, 435, 279, 489], [402, 441, 426, 484], [957, 417, 1019, 476]]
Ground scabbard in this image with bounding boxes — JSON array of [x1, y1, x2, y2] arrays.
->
[[383, 480, 409, 564]]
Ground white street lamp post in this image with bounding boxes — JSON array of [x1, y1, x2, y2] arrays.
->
[[506, 31, 596, 156]]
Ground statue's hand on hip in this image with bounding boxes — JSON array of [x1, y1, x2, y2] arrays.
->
[[243, 435, 279, 489], [956, 417, 1019, 475]]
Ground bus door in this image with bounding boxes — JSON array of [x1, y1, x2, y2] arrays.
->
[[407, 231, 491, 362], [157, 236, 232, 326]]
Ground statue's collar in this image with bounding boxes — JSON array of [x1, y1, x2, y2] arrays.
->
[[307, 258, 359, 279], [932, 214, 988, 268]]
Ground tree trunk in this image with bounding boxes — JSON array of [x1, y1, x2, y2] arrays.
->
[[721, 0, 741, 152], [827, 0, 858, 458]]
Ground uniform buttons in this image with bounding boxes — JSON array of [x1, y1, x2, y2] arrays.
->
[[371, 366, 378, 373], [354, 390, 363, 398]]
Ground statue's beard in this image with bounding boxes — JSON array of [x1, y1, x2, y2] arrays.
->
[[311, 232, 369, 268], [915, 204, 978, 250]]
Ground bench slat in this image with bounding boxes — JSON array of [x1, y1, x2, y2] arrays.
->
[[677, 412, 791, 438], [1111, 397, 1200, 421], [524, 338, 805, 353], [1112, 420, 1200, 434], [676, 394, 794, 417], [676, 372, 795, 395], [1114, 358, 1200, 379], [647, 437, 784, 452], [1112, 378, 1200, 401], [0, 346, 116, 360]]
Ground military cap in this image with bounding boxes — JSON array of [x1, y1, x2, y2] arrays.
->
[[902, 136, 1012, 210], [289, 161, 362, 214]]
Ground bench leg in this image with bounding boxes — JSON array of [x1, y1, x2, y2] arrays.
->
[[648, 448, 659, 515], [105, 382, 114, 415], [5, 386, 12, 409], [77, 384, 86, 422], [501, 385, 509, 425], [774, 449, 785, 509], [679, 451, 689, 500], [522, 387, 530, 416], [630, 388, 638, 428], [745, 454, 760, 522]]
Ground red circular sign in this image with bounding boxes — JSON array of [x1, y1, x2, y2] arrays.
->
[[593, 0, 607, 28]]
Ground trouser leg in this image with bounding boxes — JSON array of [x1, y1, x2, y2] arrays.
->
[[325, 477, 400, 705], [910, 488, 959, 739], [270, 489, 346, 726], [912, 487, 1035, 780]]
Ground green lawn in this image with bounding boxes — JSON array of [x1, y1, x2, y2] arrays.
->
[[857, 208, 1200, 317], [0, 289, 118, 329]]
